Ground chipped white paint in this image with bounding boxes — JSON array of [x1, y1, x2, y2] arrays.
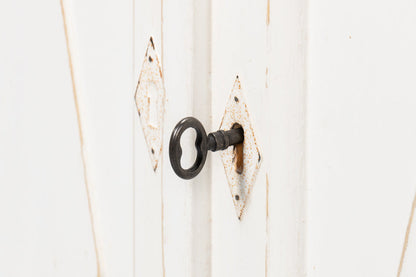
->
[[135, 38, 166, 171], [219, 77, 262, 219]]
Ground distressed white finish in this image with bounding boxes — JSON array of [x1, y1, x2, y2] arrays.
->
[[219, 77, 262, 219], [161, 0, 208, 275], [133, 1, 164, 277], [0, 0, 95, 276], [135, 38, 166, 171], [2, 0, 416, 276], [60, 0, 134, 275], [211, 0, 307, 276], [134, 0, 211, 276]]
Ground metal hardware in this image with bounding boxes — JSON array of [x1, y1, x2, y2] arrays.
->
[[169, 117, 244, 179], [135, 37, 166, 171]]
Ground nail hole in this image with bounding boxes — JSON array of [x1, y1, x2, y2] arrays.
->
[[235, 195, 240, 201], [148, 56, 153, 62], [151, 148, 155, 154], [234, 96, 239, 103], [258, 152, 261, 162], [232, 123, 244, 174]]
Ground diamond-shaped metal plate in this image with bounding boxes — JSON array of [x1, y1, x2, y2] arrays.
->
[[135, 38, 166, 171], [219, 77, 262, 219]]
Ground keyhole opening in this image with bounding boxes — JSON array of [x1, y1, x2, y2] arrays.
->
[[147, 82, 159, 128], [180, 128, 198, 170], [232, 123, 244, 174]]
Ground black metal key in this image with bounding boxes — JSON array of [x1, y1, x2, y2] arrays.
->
[[169, 117, 244, 179]]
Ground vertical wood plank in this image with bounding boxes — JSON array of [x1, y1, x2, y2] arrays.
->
[[267, 0, 308, 276], [134, 0, 212, 275], [161, 0, 195, 275], [0, 0, 96, 276], [307, 0, 416, 275], [61, 0, 134, 275], [191, 0, 212, 275], [211, 0, 268, 276], [211, 0, 308, 276], [133, 0, 164, 276]]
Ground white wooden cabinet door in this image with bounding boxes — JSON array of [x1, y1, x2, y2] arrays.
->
[[307, 0, 416, 276], [1, 0, 416, 276]]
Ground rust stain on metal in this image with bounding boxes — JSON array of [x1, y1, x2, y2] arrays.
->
[[233, 142, 244, 174], [219, 76, 262, 219], [135, 37, 166, 171], [232, 123, 244, 174]]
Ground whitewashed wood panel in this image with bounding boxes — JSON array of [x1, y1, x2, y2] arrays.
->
[[61, 0, 134, 275], [189, 0, 212, 274], [211, 0, 307, 276], [134, 0, 212, 275], [266, 0, 308, 276], [307, 0, 416, 275], [210, 0, 268, 275], [3, 0, 416, 276], [161, 0, 210, 275], [0, 1, 95, 276], [133, 0, 164, 276]]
